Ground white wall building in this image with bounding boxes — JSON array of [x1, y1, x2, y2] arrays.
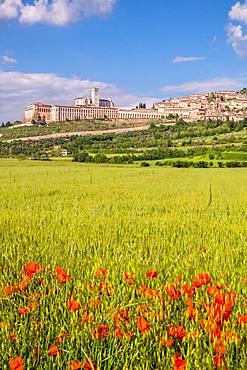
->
[[24, 87, 163, 123]]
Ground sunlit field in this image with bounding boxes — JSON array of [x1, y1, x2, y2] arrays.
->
[[0, 159, 247, 369]]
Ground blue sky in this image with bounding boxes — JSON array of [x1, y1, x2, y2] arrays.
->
[[0, 0, 247, 121]]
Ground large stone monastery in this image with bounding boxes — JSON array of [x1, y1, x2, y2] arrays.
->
[[24, 88, 247, 124], [24, 88, 163, 123]]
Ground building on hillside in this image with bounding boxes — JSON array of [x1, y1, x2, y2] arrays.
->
[[23, 87, 163, 123], [23, 88, 247, 125], [61, 149, 68, 157], [155, 91, 247, 122], [50, 105, 119, 122], [24, 102, 52, 123], [118, 109, 163, 120]]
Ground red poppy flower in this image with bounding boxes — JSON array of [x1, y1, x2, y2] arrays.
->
[[55, 331, 70, 343], [125, 330, 134, 340], [181, 284, 195, 297], [9, 356, 24, 370], [192, 273, 211, 288], [239, 315, 247, 326], [98, 281, 110, 295], [160, 337, 174, 347], [165, 284, 181, 300], [9, 332, 17, 342], [138, 284, 155, 298], [92, 324, 109, 340], [25, 262, 41, 277], [146, 271, 158, 279], [18, 307, 29, 315], [207, 285, 220, 297], [18, 275, 31, 291], [84, 359, 97, 370], [214, 354, 225, 368], [137, 316, 151, 333], [212, 338, 226, 354], [95, 268, 108, 279], [48, 344, 60, 357], [67, 298, 81, 312], [4, 285, 17, 296], [120, 308, 130, 323], [68, 360, 83, 370], [55, 266, 71, 284], [115, 328, 123, 339], [30, 292, 41, 300], [174, 353, 187, 370], [123, 272, 135, 286], [168, 325, 186, 340]]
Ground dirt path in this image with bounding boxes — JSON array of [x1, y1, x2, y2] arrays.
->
[[6, 125, 152, 142]]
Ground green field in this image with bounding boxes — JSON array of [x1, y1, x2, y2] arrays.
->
[[222, 151, 247, 161], [1, 159, 247, 369]]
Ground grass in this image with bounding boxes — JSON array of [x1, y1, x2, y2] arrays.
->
[[222, 151, 247, 161], [0, 159, 247, 369]]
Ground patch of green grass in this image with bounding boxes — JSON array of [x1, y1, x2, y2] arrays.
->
[[222, 151, 247, 161]]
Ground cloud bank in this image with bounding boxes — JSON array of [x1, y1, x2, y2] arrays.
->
[[0, 0, 117, 25], [0, 71, 157, 122]]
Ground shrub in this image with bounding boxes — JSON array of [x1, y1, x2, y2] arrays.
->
[[141, 162, 150, 167]]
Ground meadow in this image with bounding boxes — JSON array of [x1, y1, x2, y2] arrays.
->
[[0, 159, 247, 369]]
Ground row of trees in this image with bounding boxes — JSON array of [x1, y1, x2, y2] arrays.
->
[[156, 161, 247, 168], [73, 147, 211, 164]]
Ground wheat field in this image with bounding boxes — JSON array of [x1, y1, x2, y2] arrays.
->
[[0, 159, 246, 369]]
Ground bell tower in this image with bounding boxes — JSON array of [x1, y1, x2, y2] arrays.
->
[[91, 87, 100, 107]]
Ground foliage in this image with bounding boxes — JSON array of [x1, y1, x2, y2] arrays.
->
[[140, 161, 150, 167], [240, 88, 247, 94]]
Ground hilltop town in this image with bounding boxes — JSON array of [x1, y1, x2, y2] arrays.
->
[[155, 89, 247, 122], [23, 88, 247, 125]]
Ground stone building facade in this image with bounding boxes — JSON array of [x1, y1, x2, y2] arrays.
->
[[24, 88, 163, 123]]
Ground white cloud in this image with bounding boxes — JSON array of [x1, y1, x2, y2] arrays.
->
[[0, 71, 157, 122], [227, 1, 247, 56], [0, 0, 117, 25], [226, 23, 247, 56], [229, 1, 247, 24], [0, 0, 22, 19], [173, 56, 205, 64], [161, 77, 245, 94], [1, 55, 17, 64]]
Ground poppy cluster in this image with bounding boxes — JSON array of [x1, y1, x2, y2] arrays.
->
[[2, 262, 247, 369]]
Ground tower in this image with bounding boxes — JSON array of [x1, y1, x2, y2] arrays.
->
[[91, 87, 100, 107]]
